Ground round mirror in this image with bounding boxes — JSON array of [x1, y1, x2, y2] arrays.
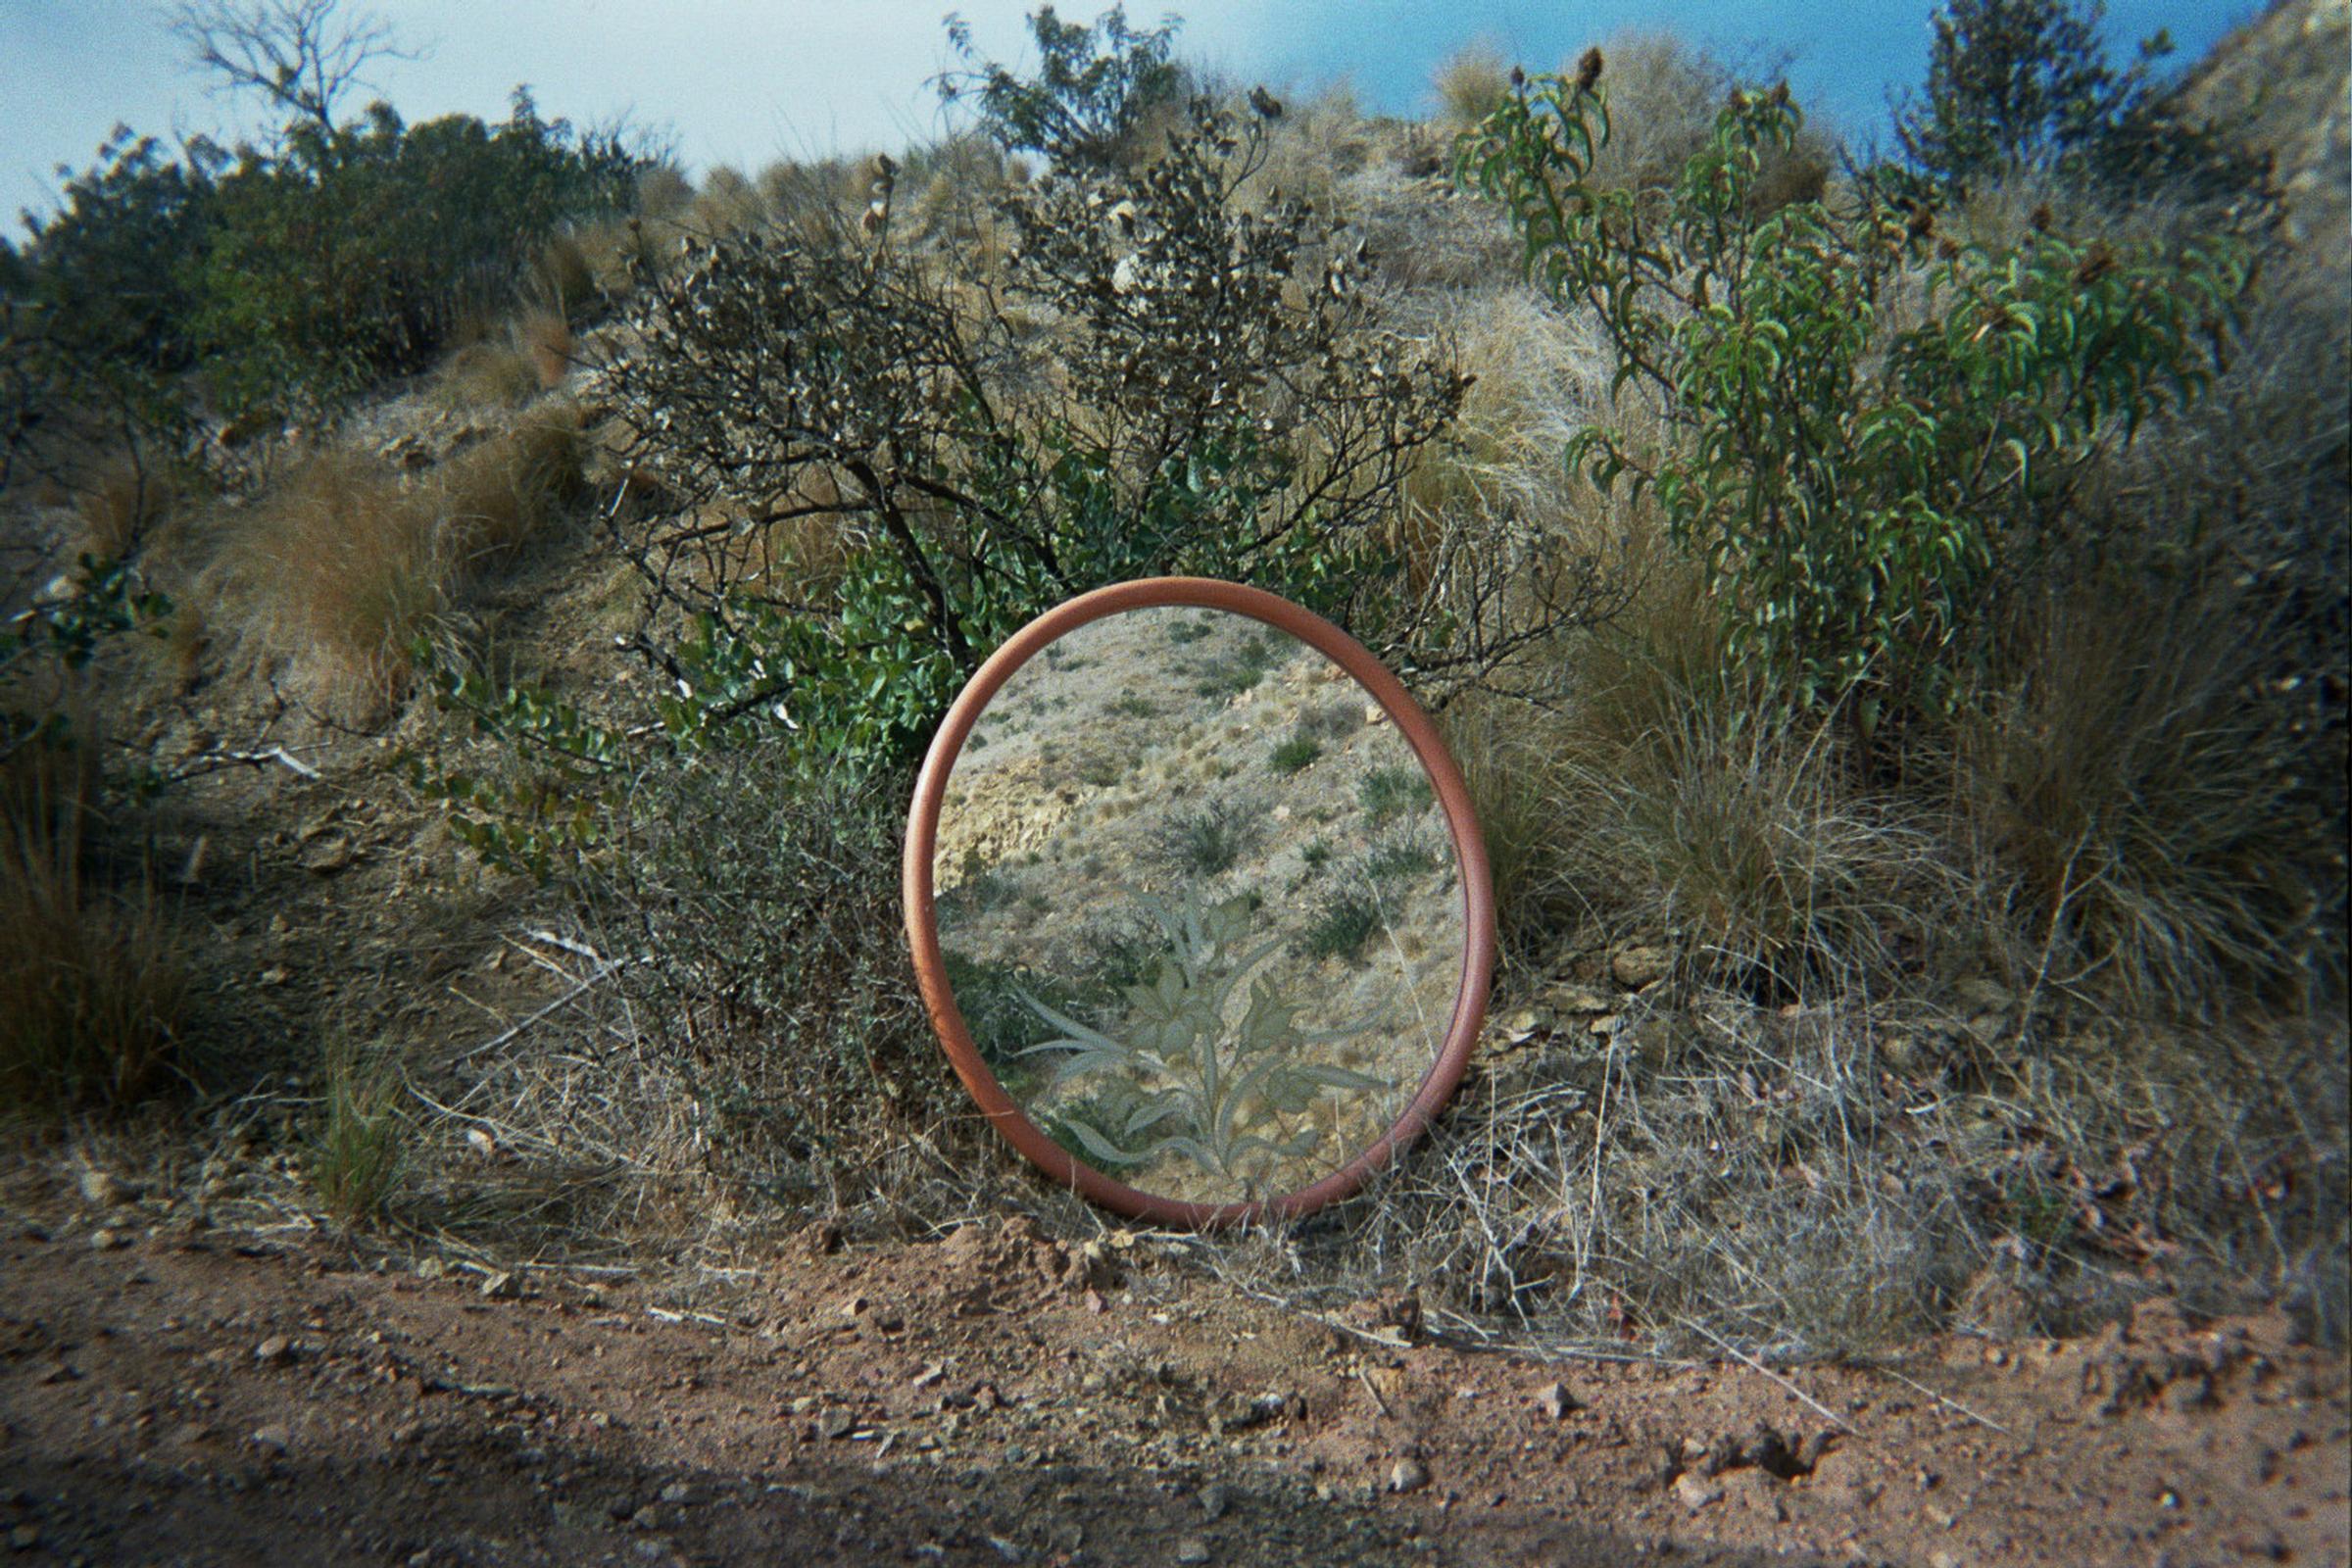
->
[[904, 579, 1494, 1226]]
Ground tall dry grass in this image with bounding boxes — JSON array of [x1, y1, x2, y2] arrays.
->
[[1433, 42, 1514, 126], [1592, 32, 1831, 202], [0, 749, 185, 1114], [1956, 569, 2333, 1014], [218, 403, 585, 716], [74, 460, 177, 563], [313, 1031, 406, 1227]]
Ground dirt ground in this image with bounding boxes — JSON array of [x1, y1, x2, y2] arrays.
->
[[2, 1169, 2343, 1568]]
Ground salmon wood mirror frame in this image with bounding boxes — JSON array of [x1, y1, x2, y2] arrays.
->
[[903, 577, 1496, 1228]]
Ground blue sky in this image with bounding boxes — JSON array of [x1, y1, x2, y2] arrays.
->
[[3, 0, 2264, 231]]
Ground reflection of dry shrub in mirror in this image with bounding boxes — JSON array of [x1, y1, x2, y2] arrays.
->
[[906, 582, 1494, 1225]]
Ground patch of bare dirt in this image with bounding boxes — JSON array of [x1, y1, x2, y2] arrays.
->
[[2, 1171, 2342, 1568]]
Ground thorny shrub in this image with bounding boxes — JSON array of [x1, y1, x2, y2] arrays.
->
[[598, 91, 1605, 779], [596, 750, 974, 1209]]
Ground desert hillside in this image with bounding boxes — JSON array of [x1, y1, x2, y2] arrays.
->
[[0, 1, 2344, 1562]]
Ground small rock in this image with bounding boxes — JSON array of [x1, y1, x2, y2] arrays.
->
[[89, 1228, 126, 1251], [1610, 945, 1671, 990], [985, 1538, 1023, 1564], [254, 1335, 293, 1365], [1175, 1540, 1211, 1565], [1537, 1381, 1580, 1420], [249, 1424, 292, 1455], [300, 835, 355, 873], [1544, 983, 1613, 1014], [658, 1481, 694, 1505], [258, 965, 290, 988], [1388, 1457, 1430, 1494], [1672, 1472, 1724, 1510], [1877, 1033, 1933, 1073], [818, 1408, 855, 1440], [9, 1524, 39, 1550], [1200, 1483, 1231, 1520], [78, 1168, 136, 1207], [2165, 1372, 2217, 1412], [1497, 1006, 1548, 1046], [478, 1271, 519, 1300]]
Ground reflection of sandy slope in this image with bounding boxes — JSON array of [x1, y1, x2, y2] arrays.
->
[[932, 604, 1466, 1205], [933, 753, 1081, 887]]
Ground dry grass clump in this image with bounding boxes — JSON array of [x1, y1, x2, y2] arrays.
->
[[432, 401, 587, 565], [313, 1032, 406, 1226], [0, 770, 185, 1115], [435, 339, 541, 410], [1251, 83, 1378, 220], [226, 451, 442, 712], [74, 460, 176, 562], [1562, 689, 1964, 995], [1578, 31, 1833, 209], [1255, 985, 2345, 1357], [220, 404, 584, 714], [685, 164, 767, 237], [755, 158, 864, 244], [518, 312, 573, 389], [1955, 576, 2327, 1013], [437, 315, 577, 410], [1433, 41, 1515, 125], [528, 232, 597, 320], [1402, 288, 1600, 526]]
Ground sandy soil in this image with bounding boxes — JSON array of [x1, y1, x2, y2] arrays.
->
[[2, 1178, 2344, 1568]]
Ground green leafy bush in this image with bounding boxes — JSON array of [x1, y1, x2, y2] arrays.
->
[[193, 91, 637, 412], [1, 130, 211, 499], [1458, 62, 2250, 731], [1892, 0, 2271, 206], [938, 5, 1182, 169], [1013, 892, 1389, 1185], [1268, 734, 1321, 773]]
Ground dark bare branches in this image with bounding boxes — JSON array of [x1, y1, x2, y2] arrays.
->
[[169, 0, 423, 136]]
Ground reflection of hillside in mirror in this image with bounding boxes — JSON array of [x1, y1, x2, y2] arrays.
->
[[933, 605, 1464, 1205]]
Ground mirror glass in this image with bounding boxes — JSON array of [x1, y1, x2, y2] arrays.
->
[[929, 604, 1468, 1208]]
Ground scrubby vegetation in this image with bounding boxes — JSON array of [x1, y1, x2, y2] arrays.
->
[[1, 0, 2341, 1356]]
